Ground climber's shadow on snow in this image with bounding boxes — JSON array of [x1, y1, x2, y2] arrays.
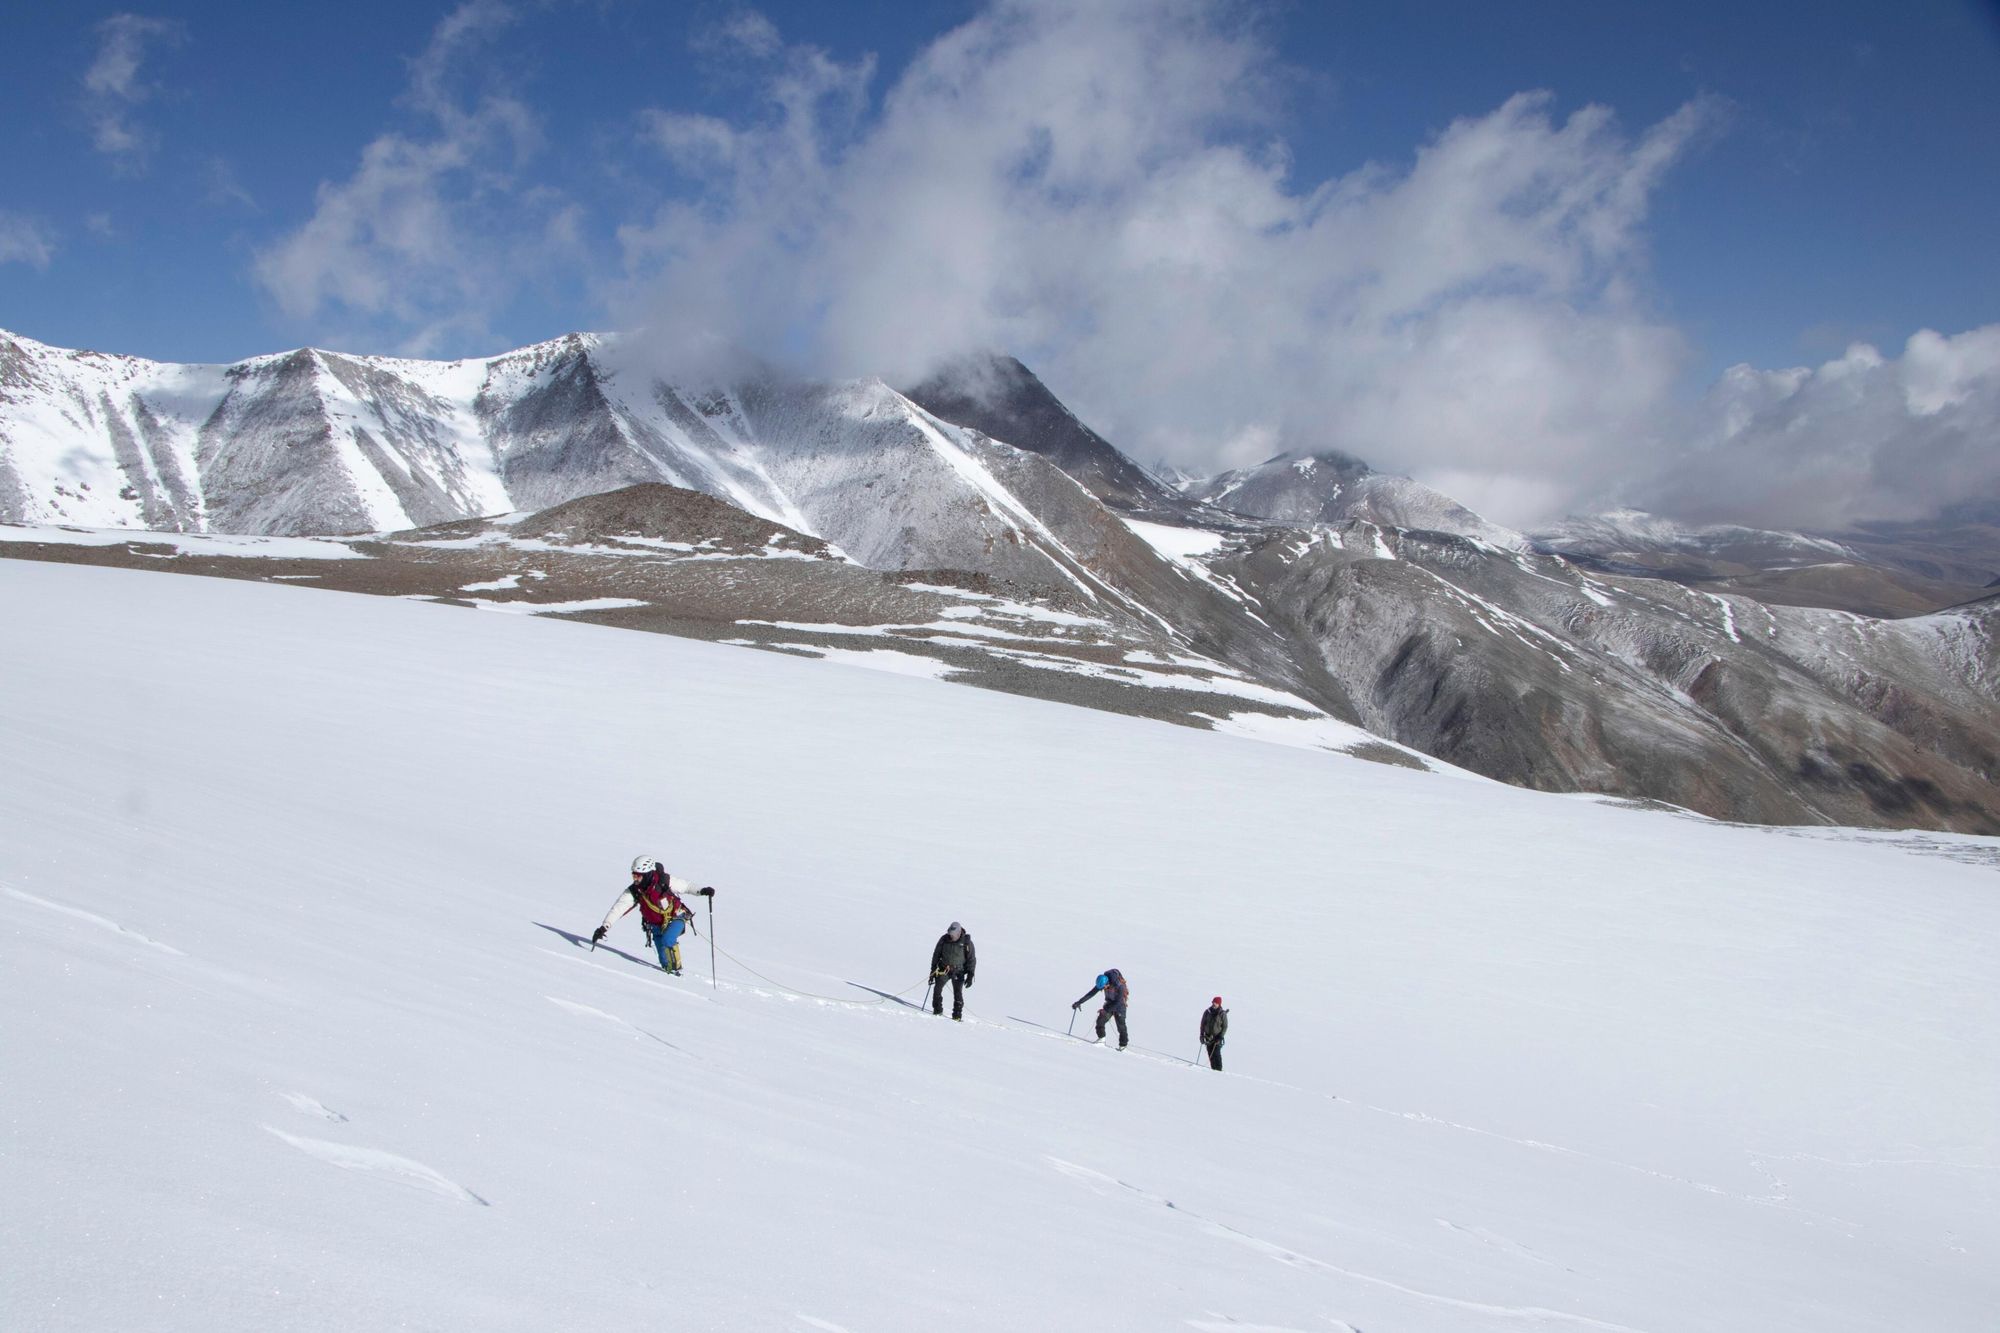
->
[[847, 982, 929, 1010], [532, 921, 656, 971]]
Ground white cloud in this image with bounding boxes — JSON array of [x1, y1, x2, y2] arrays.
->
[[617, 0, 1726, 526], [83, 13, 184, 165], [251, 0, 559, 355], [227, 0, 1988, 533], [0, 212, 57, 268], [203, 158, 259, 213], [699, 11, 784, 59], [1638, 326, 2000, 530]]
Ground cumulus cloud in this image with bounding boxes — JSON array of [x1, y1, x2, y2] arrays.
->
[[252, 0, 566, 355], [1637, 326, 2000, 530], [616, 0, 1726, 526], [83, 13, 184, 165], [0, 212, 57, 268]]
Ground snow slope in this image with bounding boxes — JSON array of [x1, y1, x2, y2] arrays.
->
[[3, 561, 1997, 1331]]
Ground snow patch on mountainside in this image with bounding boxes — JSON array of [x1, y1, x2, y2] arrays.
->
[[0, 523, 366, 559], [1122, 517, 1228, 563]]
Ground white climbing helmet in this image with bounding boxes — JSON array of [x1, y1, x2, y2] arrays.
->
[[632, 855, 659, 875]]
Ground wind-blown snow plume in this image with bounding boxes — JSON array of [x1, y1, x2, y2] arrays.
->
[[618, 0, 1723, 527]]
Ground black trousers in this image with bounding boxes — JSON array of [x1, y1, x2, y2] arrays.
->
[[931, 969, 966, 1017], [1095, 1007, 1129, 1046], [1204, 1039, 1223, 1071]]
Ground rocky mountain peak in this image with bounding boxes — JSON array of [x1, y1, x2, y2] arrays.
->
[[903, 351, 1189, 517]]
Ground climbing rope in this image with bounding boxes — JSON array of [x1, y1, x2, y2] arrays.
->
[[709, 940, 930, 1009]]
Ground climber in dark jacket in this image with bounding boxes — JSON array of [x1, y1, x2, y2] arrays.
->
[[929, 922, 976, 1020], [1072, 968, 1130, 1049], [1200, 997, 1229, 1070]]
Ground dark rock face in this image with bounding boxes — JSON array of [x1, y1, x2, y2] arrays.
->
[[197, 351, 377, 536], [904, 354, 1189, 517], [481, 340, 655, 512]]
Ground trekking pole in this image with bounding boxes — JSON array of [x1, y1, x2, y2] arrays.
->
[[1067, 1007, 1078, 1037], [697, 887, 717, 989]]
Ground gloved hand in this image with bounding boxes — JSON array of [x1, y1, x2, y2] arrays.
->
[[591, 926, 607, 944], [1071, 1001, 1082, 1011], [964, 977, 974, 988]]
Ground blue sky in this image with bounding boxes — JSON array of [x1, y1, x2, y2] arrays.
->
[[2, 1, 1997, 523]]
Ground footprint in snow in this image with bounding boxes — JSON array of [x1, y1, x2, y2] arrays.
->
[[1437, 1217, 1564, 1270], [1051, 1159, 1632, 1333], [278, 1092, 349, 1123], [546, 995, 690, 1054], [4, 886, 184, 955], [264, 1127, 488, 1206]]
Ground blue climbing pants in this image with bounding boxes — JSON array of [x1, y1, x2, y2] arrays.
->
[[647, 918, 688, 972]]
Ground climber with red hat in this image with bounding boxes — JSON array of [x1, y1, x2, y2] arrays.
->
[[1199, 996, 1229, 1071]]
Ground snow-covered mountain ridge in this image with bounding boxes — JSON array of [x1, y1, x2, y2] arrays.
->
[[0, 327, 1043, 567], [6, 327, 1999, 834], [1181, 449, 1531, 551]]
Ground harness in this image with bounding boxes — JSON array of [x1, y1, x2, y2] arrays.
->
[[633, 870, 688, 927]]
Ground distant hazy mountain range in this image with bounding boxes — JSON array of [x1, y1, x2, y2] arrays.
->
[[4, 327, 1995, 833]]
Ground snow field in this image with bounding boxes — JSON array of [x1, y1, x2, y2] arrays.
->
[[1, 560, 1996, 1331]]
